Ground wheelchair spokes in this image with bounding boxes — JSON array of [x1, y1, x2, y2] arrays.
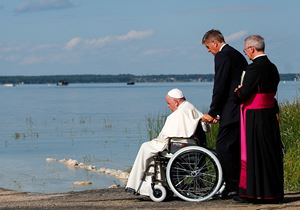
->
[[166, 146, 223, 202]]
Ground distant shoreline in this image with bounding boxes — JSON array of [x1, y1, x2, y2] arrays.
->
[[0, 73, 299, 85]]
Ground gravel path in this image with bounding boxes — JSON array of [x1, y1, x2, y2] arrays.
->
[[0, 187, 299, 209]]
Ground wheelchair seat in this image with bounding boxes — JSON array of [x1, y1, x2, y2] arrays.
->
[[158, 137, 197, 158], [168, 137, 198, 153]]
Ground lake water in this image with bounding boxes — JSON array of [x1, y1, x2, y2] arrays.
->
[[0, 81, 299, 193]]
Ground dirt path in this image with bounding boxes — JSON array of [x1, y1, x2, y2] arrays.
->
[[0, 187, 299, 210]]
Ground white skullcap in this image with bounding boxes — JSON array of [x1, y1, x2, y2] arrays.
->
[[167, 88, 184, 99]]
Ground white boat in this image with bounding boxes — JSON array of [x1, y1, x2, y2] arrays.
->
[[3, 83, 15, 87], [56, 80, 69, 86]]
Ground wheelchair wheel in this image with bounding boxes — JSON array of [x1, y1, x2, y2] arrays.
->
[[149, 184, 167, 202], [166, 146, 222, 202]]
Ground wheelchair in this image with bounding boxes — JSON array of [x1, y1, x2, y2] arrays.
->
[[138, 136, 223, 202]]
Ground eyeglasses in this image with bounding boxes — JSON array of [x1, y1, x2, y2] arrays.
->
[[243, 46, 253, 53]]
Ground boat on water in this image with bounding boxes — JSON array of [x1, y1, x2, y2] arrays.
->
[[126, 81, 135, 85], [56, 80, 69, 86], [2, 83, 15, 87]]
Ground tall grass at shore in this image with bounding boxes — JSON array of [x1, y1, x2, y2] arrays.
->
[[146, 101, 300, 191], [146, 113, 167, 140], [279, 99, 300, 191]]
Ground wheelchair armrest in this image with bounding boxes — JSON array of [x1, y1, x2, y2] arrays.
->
[[167, 137, 198, 154]]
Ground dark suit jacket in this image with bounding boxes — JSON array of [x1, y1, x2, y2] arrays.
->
[[208, 44, 248, 127]]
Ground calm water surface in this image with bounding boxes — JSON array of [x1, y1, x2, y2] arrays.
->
[[0, 81, 299, 193]]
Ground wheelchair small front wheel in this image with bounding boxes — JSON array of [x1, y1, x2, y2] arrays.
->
[[149, 185, 167, 202]]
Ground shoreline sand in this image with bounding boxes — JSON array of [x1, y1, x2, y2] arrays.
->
[[0, 187, 299, 209]]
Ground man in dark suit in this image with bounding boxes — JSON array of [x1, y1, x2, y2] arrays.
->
[[201, 29, 248, 198]]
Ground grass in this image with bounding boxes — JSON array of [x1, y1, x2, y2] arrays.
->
[[147, 101, 300, 192], [146, 113, 167, 140], [279, 99, 300, 191]]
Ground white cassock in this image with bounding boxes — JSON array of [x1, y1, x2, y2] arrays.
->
[[125, 101, 203, 196]]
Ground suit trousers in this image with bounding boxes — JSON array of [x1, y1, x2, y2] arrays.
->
[[216, 122, 240, 193], [126, 139, 167, 196]]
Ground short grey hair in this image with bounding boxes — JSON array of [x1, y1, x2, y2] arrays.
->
[[244, 35, 265, 51], [202, 29, 225, 44]]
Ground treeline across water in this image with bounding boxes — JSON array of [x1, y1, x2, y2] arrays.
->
[[0, 73, 299, 84]]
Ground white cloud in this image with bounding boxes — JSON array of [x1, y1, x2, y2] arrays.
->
[[225, 30, 248, 42], [0, 42, 62, 65], [0, 29, 154, 65], [64, 29, 154, 50], [83, 36, 113, 48], [116, 30, 154, 41], [64, 37, 81, 50], [15, 0, 75, 14]]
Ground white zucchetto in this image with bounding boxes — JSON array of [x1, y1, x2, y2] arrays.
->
[[167, 88, 184, 99]]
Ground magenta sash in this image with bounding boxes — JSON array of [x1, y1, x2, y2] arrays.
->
[[239, 93, 275, 189]]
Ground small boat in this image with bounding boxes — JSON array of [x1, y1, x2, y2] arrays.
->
[[57, 80, 69, 86], [3, 83, 15, 87], [126, 81, 135, 85]]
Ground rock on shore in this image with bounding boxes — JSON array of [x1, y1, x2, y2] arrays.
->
[[46, 157, 129, 184]]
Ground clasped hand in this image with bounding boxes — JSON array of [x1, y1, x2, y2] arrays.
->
[[202, 114, 219, 124]]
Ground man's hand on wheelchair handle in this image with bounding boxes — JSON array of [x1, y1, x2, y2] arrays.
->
[[202, 114, 219, 124]]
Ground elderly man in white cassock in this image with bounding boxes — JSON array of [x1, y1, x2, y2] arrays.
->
[[125, 88, 206, 196]]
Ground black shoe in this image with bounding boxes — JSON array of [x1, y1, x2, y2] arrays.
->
[[212, 193, 222, 200], [220, 191, 238, 200], [233, 195, 249, 203], [125, 187, 136, 195], [228, 191, 238, 197]]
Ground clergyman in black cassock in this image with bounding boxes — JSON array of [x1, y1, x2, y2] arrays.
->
[[235, 35, 284, 203]]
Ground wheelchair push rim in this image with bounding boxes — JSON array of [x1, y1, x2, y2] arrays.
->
[[166, 146, 223, 202]]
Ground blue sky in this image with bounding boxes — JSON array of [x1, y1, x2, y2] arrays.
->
[[0, 0, 299, 76]]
